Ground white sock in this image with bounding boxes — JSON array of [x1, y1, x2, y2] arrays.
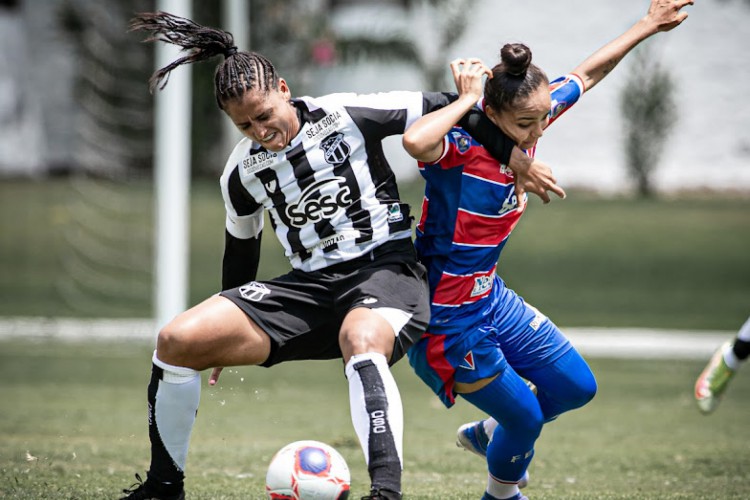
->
[[487, 471, 519, 499], [345, 352, 404, 467], [723, 343, 742, 372], [152, 352, 201, 471], [483, 418, 498, 440]]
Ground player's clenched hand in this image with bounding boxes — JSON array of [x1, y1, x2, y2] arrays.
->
[[514, 158, 566, 205], [450, 57, 492, 103], [209, 367, 224, 386]]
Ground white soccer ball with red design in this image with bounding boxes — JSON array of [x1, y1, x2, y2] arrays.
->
[[265, 440, 351, 500]]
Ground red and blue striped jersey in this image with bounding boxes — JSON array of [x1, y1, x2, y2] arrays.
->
[[415, 74, 584, 334]]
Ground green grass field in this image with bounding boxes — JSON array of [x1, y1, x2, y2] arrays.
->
[[1, 339, 749, 499], [1, 179, 749, 498]]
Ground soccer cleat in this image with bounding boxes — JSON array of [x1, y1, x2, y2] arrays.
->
[[695, 341, 736, 414], [456, 420, 490, 458], [481, 492, 528, 500], [360, 488, 401, 499], [456, 420, 530, 488], [120, 473, 185, 500]]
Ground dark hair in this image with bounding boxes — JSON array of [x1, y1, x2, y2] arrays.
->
[[129, 11, 280, 109], [483, 43, 548, 112]]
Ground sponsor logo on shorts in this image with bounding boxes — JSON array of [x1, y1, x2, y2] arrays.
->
[[527, 304, 546, 331], [239, 282, 271, 302]]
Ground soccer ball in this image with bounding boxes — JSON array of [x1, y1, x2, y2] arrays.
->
[[265, 440, 351, 500]]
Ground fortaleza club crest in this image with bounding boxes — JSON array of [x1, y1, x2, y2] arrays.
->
[[320, 132, 351, 165]]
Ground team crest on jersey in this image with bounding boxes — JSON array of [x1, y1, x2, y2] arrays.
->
[[238, 282, 271, 302], [459, 351, 476, 370], [550, 100, 567, 120], [320, 132, 351, 165], [450, 130, 472, 154], [471, 275, 492, 297]]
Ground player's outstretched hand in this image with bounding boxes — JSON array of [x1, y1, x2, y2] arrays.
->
[[514, 158, 566, 205], [506, 147, 566, 204], [647, 0, 694, 33]]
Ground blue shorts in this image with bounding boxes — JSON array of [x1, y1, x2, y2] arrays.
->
[[407, 280, 572, 407]]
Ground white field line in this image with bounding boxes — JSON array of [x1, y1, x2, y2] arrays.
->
[[0, 317, 733, 360]]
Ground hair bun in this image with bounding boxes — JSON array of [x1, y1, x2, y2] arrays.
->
[[500, 43, 532, 77]]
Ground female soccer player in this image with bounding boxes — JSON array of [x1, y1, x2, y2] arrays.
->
[[120, 11, 556, 500], [402, 1, 693, 499]]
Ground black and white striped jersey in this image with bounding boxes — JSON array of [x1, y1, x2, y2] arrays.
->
[[220, 90, 510, 273]]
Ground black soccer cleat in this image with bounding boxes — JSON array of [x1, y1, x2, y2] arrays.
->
[[120, 473, 185, 500], [360, 488, 401, 500]]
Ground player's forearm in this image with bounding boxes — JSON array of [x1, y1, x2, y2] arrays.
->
[[572, 18, 657, 91], [507, 146, 533, 176], [221, 230, 261, 291], [403, 94, 477, 162]]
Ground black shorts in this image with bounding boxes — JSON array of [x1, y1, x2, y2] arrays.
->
[[220, 238, 430, 368]]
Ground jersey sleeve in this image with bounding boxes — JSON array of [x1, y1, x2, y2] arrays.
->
[[218, 157, 265, 290], [220, 156, 264, 240], [222, 230, 261, 290], [317, 91, 426, 140], [547, 73, 585, 127], [324, 91, 513, 165]]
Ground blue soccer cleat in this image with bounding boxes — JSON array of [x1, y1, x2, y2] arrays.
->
[[456, 420, 530, 488]]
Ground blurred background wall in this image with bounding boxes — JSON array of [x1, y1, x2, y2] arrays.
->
[[1, 0, 749, 193], [0, 0, 747, 324]]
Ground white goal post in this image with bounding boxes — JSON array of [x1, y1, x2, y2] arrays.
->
[[153, 0, 249, 331]]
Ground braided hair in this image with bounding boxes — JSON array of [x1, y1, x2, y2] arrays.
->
[[129, 11, 280, 109], [484, 43, 548, 112]]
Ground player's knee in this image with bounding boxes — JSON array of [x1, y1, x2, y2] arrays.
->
[[156, 323, 195, 366], [568, 369, 598, 410], [498, 398, 544, 441], [338, 327, 393, 362]]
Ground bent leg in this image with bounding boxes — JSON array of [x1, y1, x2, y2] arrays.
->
[[146, 294, 272, 489], [521, 347, 597, 422], [341, 308, 404, 499], [460, 365, 543, 498], [157, 294, 272, 370]]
